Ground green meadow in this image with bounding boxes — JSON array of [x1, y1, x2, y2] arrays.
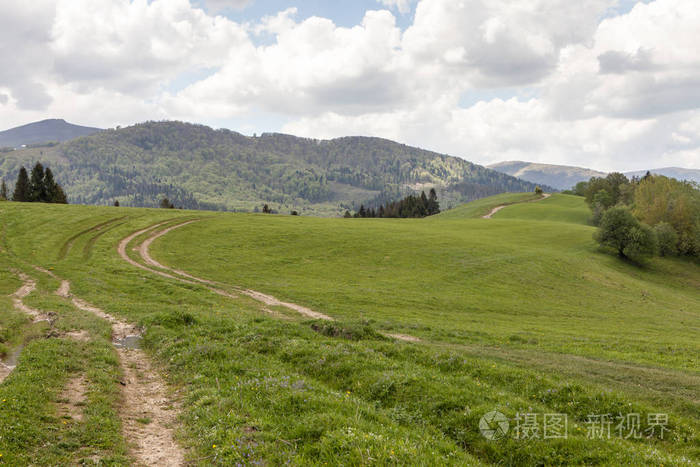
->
[[0, 193, 698, 465]]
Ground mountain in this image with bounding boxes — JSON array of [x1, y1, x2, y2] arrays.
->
[[488, 161, 606, 190], [489, 161, 700, 190], [0, 119, 102, 148], [0, 121, 549, 215], [624, 167, 700, 184]]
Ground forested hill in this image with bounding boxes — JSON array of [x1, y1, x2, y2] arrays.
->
[[0, 119, 101, 148], [0, 121, 549, 215]]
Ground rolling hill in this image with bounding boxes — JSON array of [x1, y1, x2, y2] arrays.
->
[[0, 121, 549, 215], [0, 119, 101, 148], [489, 160, 700, 189], [0, 194, 697, 464], [488, 161, 608, 190]]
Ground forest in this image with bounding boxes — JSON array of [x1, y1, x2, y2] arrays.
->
[[575, 172, 699, 258], [0, 121, 549, 216]]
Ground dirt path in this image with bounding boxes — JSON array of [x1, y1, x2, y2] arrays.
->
[[11, 271, 53, 323], [482, 193, 551, 219], [132, 221, 334, 320], [35, 271, 186, 466], [120, 221, 422, 342]]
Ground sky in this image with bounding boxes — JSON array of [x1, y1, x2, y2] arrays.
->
[[0, 0, 699, 172]]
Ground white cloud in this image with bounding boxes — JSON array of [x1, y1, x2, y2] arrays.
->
[[206, 0, 251, 11], [378, 0, 414, 14], [0, 0, 699, 171], [401, 0, 615, 88], [165, 9, 405, 119]]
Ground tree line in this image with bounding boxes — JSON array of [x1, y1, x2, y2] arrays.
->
[[346, 189, 440, 218], [573, 172, 699, 260], [0, 163, 67, 204]]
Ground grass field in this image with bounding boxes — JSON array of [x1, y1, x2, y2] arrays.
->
[[0, 194, 698, 465]]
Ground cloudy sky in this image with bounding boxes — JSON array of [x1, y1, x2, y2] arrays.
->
[[1, 0, 698, 171]]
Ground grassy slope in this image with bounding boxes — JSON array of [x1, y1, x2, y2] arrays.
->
[[493, 194, 592, 224], [0, 195, 698, 465], [436, 192, 541, 219], [154, 195, 699, 370]]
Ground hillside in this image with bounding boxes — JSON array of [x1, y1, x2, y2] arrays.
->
[[0, 121, 548, 215], [489, 160, 700, 190], [0, 119, 101, 148], [488, 161, 607, 190], [0, 196, 697, 464]]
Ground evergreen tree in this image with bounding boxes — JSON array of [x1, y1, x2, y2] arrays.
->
[[427, 188, 440, 215], [12, 167, 31, 202], [53, 184, 68, 204], [0, 179, 7, 200], [29, 163, 46, 202], [43, 168, 59, 202]]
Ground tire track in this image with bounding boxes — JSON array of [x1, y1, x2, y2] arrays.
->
[[83, 220, 128, 260], [58, 216, 127, 260], [35, 271, 186, 466], [10, 270, 53, 323], [121, 221, 422, 342], [133, 221, 333, 320]]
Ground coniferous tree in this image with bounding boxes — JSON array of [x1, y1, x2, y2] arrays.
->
[[13, 167, 31, 202], [53, 184, 68, 204], [44, 168, 59, 202], [29, 163, 46, 202], [427, 188, 440, 215], [0, 179, 7, 200]]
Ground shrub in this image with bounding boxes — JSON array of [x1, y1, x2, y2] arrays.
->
[[595, 207, 657, 260], [654, 222, 679, 257]]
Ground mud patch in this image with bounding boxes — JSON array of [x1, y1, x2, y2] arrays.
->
[[382, 333, 422, 343], [65, 330, 91, 342], [114, 335, 143, 350]]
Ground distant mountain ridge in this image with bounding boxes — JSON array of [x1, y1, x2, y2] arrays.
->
[[624, 167, 700, 183], [489, 161, 700, 190], [0, 119, 102, 148], [0, 121, 549, 215], [488, 161, 606, 190]]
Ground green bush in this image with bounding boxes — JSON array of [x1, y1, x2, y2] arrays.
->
[[595, 207, 657, 260], [654, 222, 679, 257]]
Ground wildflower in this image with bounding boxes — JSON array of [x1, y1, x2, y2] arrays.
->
[[213, 444, 217, 448]]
